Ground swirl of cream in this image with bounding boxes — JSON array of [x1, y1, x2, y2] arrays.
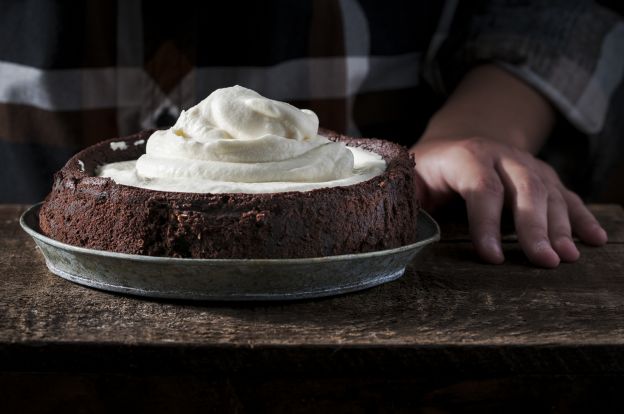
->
[[136, 85, 354, 183], [97, 86, 387, 194]]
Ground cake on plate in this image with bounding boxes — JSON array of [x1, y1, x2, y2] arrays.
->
[[39, 86, 419, 259]]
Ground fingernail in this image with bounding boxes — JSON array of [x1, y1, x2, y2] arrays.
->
[[584, 224, 608, 246], [565, 237, 579, 253], [592, 225, 608, 240], [535, 240, 551, 253], [534, 239, 560, 268], [557, 237, 580, 262]]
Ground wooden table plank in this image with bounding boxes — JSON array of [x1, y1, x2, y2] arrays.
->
[[3, 242, 623, 346], [3, 203, 624, 411], [2, 204, 623, 349]]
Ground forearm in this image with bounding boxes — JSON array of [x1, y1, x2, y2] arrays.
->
[[417, 64, 556, 154]]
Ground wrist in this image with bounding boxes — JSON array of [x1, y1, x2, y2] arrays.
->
[[417, 116, 530, 149], [416, 64, 555, 154]]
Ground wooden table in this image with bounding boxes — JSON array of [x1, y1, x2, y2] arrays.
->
[[2, 204, 624, 412]]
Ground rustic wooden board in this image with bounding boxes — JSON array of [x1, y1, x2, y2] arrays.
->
[[1, 204, 624, 377], [2, 204, 623, 346], [2, 203, 624, 411], [2, 371, 624, 413]]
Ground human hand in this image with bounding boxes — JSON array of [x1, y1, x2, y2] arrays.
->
[[411, 63, 609, 267], [410, 137, 607, 267]]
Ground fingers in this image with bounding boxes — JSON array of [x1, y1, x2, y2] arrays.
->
[[448, 155, 505, 264], [563, 190, 608, 246], [547, 189, 580, 262], [465, 176, 505, 264], [412, 137, 606, 268], [497, 157, 560, 268]]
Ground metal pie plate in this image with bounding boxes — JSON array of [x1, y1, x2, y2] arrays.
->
[[21, 203, 440, 301]]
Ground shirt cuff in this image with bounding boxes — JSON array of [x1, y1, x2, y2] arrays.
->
[[496, 20, 624, 135]]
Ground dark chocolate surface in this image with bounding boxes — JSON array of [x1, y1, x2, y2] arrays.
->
[[39, 130, 419, 258]]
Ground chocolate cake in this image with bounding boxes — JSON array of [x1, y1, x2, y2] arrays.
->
[[39, 129, 420, 259]]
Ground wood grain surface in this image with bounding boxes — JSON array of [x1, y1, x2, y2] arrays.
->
[[2, 204, 623, 346], [2, 204, 624, 412]]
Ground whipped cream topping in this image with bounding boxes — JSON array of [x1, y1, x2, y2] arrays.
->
[[97, 86, 386, 194]]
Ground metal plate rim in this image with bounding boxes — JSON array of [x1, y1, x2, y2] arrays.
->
[[20, 202, 440, 301], [41, 258, 407, 301]]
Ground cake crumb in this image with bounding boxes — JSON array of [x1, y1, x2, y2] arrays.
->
[[174, 129, 188, 138], [133, 139, 145, 146], [110, 141, 128, 151]]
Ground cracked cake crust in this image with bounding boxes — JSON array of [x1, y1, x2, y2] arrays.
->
[[39, 129, 419, 259]]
